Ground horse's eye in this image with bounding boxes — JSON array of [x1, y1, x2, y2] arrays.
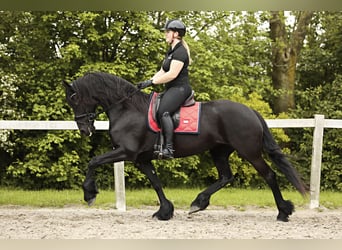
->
[[70, 93, 78, 103], [70, 93, 76, 99]]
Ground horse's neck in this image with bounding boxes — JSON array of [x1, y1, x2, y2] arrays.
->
[[101, 91, 149, 116]]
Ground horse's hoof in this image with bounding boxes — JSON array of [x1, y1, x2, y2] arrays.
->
[[189, 205, 201, 214], [152, 212, 164, 220], [277, 216, 289, 222], [152, 212, 172, 221], [277, 213, 290, 222], [152, 210, 173, 220], [87, 197, 96, 206]]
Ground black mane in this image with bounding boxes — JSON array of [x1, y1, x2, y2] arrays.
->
[[72, 72, 149, 111]]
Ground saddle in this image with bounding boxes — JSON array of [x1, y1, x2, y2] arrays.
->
[[147, 91, 201, 134], [151, 90, 196, 127], [147, 91, 201, 159]]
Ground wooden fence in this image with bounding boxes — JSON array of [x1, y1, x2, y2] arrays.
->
[[1, 114, 341, 210]]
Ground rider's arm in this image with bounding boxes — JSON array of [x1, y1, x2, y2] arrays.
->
[[152, 60, 184, 85]]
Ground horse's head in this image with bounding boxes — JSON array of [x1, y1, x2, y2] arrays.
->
[[63, 80, 96, 136]]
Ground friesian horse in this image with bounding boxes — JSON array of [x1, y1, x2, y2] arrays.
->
[[63, 72, 307, 222]]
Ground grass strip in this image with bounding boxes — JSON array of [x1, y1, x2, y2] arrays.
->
[[0, 188, 341, 209]]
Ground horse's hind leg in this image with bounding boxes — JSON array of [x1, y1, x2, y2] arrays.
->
[[189, 145, 234, 214], [249, 157, 294, 222]]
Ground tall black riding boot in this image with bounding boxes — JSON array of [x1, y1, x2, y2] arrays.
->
[[160, 112, 174, 159]]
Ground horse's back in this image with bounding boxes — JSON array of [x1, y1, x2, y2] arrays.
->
[[200, 99, 263, 141], [201, 99, 260, 124]]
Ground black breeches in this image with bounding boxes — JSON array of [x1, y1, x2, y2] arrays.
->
[[157, 85, 192, 121]]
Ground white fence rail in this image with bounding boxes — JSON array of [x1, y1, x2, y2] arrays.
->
[[1, 114, 341, 210]]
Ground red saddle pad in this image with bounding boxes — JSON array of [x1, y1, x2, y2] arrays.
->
[[147, 92, 201, 134]]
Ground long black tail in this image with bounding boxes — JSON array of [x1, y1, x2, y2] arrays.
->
[[253, 110, 308, 196]]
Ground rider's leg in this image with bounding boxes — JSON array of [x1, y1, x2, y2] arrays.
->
[[160, 112, 174, 159], [157, 85, 192, 158]]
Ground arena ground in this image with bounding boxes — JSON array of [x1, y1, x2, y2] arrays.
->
[[0, 205, 341, 239]]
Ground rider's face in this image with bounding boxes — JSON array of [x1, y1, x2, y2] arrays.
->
[[165, 30, 176, 44]]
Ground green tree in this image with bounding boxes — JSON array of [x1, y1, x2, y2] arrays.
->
[[290, 12, 342, 191], [269, 11, 313, 114]]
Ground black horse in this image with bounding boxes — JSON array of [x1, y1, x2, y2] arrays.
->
[[63, 72, 307, 222]]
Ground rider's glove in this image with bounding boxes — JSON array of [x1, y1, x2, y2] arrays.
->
[[137, 79, 153, 89]]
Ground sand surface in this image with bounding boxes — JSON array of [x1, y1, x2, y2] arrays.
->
[[0, 206, 341, 239]]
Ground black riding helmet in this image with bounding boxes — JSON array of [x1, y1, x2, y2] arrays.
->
[[163, 19, 186, 37]]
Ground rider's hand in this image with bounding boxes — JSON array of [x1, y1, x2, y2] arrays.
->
[[137, 79, 153, 89]]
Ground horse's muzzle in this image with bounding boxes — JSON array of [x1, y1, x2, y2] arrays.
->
[[79, 125, 95, 136]]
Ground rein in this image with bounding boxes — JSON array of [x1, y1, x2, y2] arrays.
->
[[74, 88, 141, 122]]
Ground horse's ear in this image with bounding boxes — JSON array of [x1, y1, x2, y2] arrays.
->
[[63, 80, 78, 103], [62, 80, 78, 101], [62, 80, 76, 95], [62, 80, 72, 90]]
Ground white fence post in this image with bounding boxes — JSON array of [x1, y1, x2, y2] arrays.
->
[[114, 161, 126, 211], [309, 114, 325, 209]]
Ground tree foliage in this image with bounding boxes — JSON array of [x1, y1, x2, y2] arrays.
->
[[290, 12, 342, 191], [0, 11, 340, 191], [270, 11, 314, 114]]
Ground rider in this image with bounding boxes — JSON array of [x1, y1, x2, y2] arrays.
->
[[138, 19, 193, 159]]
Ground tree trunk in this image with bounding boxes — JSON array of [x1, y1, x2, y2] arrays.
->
[[270, 11, 313, 114]]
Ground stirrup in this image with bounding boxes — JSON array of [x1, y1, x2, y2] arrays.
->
[[162, 147, 174, 159], [154, 147, 164, 160]]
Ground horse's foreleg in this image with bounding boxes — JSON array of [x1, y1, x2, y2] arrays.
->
[[190, 147, 234, 214], [82, 169, 98, 206], [83, 148, 129, 206], [136, 161, 174, 220]]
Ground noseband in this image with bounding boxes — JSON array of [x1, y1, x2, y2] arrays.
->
[[74, 112, 97, 124]]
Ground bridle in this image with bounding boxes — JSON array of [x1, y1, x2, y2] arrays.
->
[[74, 112, 97, 125]]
